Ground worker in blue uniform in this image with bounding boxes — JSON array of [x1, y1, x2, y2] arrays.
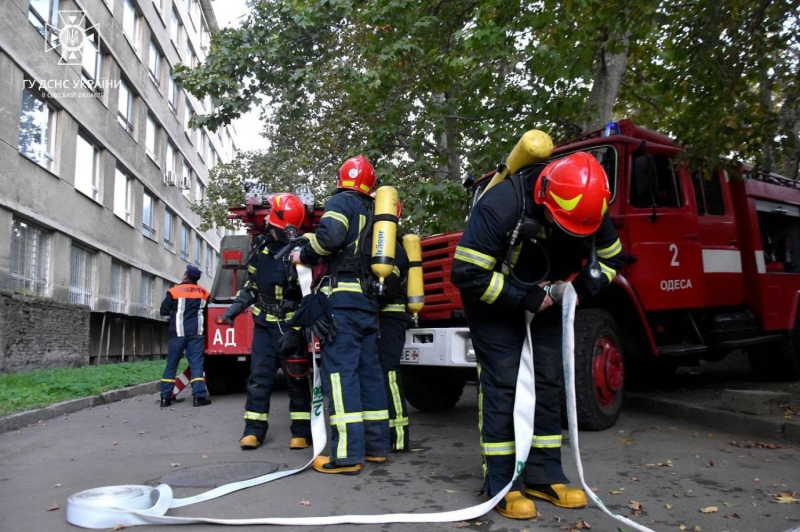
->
[[222, 193, 312, 451], [159, 264, 211, 408], [451, 152, 625, 519], [291, 155, 390, 475]]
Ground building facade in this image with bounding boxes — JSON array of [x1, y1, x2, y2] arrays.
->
[[0, 0, 236, 369]]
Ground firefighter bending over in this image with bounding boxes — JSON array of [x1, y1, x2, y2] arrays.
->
[[291, 155, 390, 475], [159, 265, 211, 408], [451, 152, 625, 519], [221, 193, 312, 451]]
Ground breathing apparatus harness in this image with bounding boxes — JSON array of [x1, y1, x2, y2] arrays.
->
[[327, 191, 377, 298]]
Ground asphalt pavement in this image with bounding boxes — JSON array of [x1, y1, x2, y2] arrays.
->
[[1, 377, 799, 532]]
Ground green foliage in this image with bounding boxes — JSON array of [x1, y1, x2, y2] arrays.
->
[[0, 361, 187, 416], [180, 0, 800, 234]]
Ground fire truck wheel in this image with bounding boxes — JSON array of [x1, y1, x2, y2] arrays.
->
[[401, 366, 467, 412], [573, 309, 625, 431], [747, 333, 800, 381]]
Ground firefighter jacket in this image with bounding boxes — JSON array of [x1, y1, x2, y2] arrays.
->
[[451, 164, 625, 309], [380, 237, 409, 317], [160, 281, 210, 338], [234, 234, 303, 328], [300, 190, 377, 311]]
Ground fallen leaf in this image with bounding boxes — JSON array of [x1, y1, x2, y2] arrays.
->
[[112, 441, 118, 446], [694, 527, 701, 532], [723, 513, 740, 519], [474, 522, 484, 526], [410, 448, 424, 452], [202, 455, 208, 459], [754, 478, 760, 482], [655, 460, 674, 467], [620, 439, 632, 444], [46, 504, 59, 511], [628, 501, 643, 516], [170, 463, 180, 467], [700, 506, 718, 514], [665, 504, 673, 509], [611, 490, 624, 495], [679, 526, 687, 531], [774, 495, 799, 503], [559, 527, 571, 531], [705, 460, 714, 468], [576, 519, 591, 529], [445, 490, 458, 493], [452, 522, 470, 529], [53, 483, 61, 488], [555, 516, 564, 522], [631, 477, 640, 482], [722, 502, 737, 507], [298, 500, 310, 506], [695, 454, 700, 458]]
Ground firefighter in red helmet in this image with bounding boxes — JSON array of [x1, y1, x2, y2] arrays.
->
[[290, 155, 390, 475], [222, 193, 312, 451], [451, 152, 625, 519]]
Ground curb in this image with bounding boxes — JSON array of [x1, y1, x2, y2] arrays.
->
[[0, 381, 159, 436], [626, 393, 800, 445]]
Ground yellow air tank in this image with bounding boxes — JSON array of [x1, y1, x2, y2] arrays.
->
[[402, 234, 424, 325], [481, 130, 553, 197], [371, 186, 398, 294]]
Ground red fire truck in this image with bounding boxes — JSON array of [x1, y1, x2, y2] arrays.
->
[[400, 119, 800, 430], [203, 186, 321, 394]]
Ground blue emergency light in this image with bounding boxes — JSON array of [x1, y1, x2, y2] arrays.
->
[[604, 122, 620, 137]]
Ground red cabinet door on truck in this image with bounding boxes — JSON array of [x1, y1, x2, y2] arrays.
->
[[690, 169, 745, 307], [622, 145, 706, 311]]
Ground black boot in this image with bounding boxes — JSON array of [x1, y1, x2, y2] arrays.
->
[[160, 397, 172, 408], [193, 396, 212, 407]]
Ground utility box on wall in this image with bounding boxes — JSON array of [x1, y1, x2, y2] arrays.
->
[[0, 291, 90, 374]]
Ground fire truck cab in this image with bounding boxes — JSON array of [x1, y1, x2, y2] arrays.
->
[[401, 119, 800, 430]]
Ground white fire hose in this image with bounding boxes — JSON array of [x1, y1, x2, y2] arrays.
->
[[66, 277, 655, 531]]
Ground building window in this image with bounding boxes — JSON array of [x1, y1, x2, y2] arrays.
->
[[142, 191, 156, 239], [195, 179, 205, 203], [182, 163, 191, 200], [190, 50, 198, 69], [69, 244, 95, 308], [81, 28, 102, 88], [117, 79, 134, 133], [139, 272, 154, 317], [122, 0, 139, 50], [209, 146, 217, 168], [110, 261, 130, 313], [205, 245, 212, 276], [145, 114, 158, 163], [148, 40, 162, 88], [164, 209, 175, 251], [197, 130, 206, 160], [170, 9, 182, 44], [114, 168, 133, 224], [152, 0, 164, 14], [190, 0, 201, 26], [29, 0, 59, 41], [184, 101, 195, 142], [165, 141, 177, 184], [10, 218, 50, 296], [19, 86, 57, 171], [75, 133, 100, 201], [181, 223, 190, 260], [167, 67, 179, 113], [195, 236, 202, 268], [200, 20, 209, 52]]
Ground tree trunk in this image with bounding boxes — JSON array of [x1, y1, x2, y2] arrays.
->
[[582, 31, 631, 133], [433, 93, 462, 184]]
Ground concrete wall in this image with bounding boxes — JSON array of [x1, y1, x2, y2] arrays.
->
[[0, 291, 90, 373]]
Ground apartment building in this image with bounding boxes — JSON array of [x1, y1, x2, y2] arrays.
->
[[0, 0, 237, 367]]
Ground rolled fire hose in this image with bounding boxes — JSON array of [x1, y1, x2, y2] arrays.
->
[[67, 282, 656, 531]]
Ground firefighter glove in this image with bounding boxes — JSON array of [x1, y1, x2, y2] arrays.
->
[[523, 285, 548, 314], [222, 302, 245, 326], [311, 316, 338, 346], [279, 327, 306, 355]]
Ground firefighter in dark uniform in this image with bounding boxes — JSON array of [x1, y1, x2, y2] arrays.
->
[[159, 265, 211, 408], [291, 155, 390, 475], [451, 152, 625, 519], [221, 193, 312, 451], [377, 202, 410, 452]]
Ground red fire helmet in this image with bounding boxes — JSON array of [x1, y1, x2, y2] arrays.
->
[[533, 152, 610, 236], [337, 155, 376, 194], [268, 193, 306, 230]]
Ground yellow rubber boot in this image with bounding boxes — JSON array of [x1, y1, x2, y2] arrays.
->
[[239, 435, 261, 450], [495, 491, 537, 519], [524, 484, 587, 509], [289, 437, 310, 450], [312, 456, 361, 475]]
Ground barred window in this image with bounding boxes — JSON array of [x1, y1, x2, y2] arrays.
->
[[139, 272, 154, 317], [69, 244, 95, 308], [10, 218, 50, 296], [110, 261, 130, 313]]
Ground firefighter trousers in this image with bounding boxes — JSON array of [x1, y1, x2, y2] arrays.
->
[[321, 308, 390, 466], [377, 314, 410, 451], [464, 299, 569, 497], [243, 324, 312, 441], [161, 335, 207, 398]]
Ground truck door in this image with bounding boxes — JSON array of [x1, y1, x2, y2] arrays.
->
[[623, 145, 705, 310], [690, 169, 745, 307]]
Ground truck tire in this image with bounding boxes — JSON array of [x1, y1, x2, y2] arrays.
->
[[573, 309, 625, 431], [402, 366, 467, 412], [748, 334, 800, 381]]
